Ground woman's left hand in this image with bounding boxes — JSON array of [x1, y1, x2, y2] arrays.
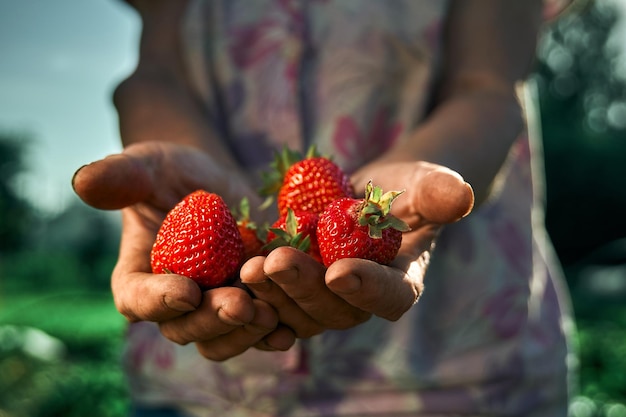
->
[[240, 161, 474, 343]]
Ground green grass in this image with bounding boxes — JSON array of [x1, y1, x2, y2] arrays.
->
[[570, 302, 626, 417], [1, 289, 625, 417], [0, 291, 126, 343], [0, 290, 130, 417]]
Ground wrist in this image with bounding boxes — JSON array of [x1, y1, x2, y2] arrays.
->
[[380, 90, 524, 205]]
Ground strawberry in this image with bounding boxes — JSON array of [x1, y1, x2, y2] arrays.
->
[[264, 208, 322, 263], [316, 181, 410, 267], [233, 197, 265, 262], [150, 190, 244, 289], [261, 146, 354, 217]]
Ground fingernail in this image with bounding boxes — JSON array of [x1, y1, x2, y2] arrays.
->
[[256, 339, 278, 351], [163, 295, 197, 312], [71, 164, 88, 192], [267, 268, 298, 284], [329, 274, 361, 294], [217, 307, 247, 326]]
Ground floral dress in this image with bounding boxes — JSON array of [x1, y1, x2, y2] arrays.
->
[[124, 1, 576, 416]]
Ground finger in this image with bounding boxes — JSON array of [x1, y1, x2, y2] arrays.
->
[[110, 208, 203, 322], [72, 152, 154, 210], [159, 287, 257, 347], [392, 164, 474, 226], [73, 142, 263, 211], [112, 270, 202, 323], [325, 258, 422, 321], [263, 247, 372, 330], [71, 143, 192, 211], [240, 255, 324, 338], [413, 168, 475, 224], [194, 299, 279, 361], [354, 162, 474, 226], [255, 325, 297, 352]]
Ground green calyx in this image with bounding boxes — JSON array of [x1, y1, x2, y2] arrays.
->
[[358, 181, 411, 238], [233, 197, 252, 222], [232, 197, 267, 240], [263, 208, 311, 253], [258, 145, 325, 197], [259, 147, 303, 197]]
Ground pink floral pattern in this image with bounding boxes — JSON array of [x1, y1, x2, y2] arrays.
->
[[124, 1, 575, 416], [331, 109, 402, 173]]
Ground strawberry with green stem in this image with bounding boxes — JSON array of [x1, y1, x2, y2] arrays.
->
[[233, 197, 265, 262], [316, 181, 411, 267], [150, 190, 244, 289], [260, 146, 354, 217], [264, 208, 322, 263]]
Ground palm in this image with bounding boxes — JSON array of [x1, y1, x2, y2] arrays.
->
[[73, 142, 291, 360], [351, 159, 473, 280], [241, 159, 474, 334]]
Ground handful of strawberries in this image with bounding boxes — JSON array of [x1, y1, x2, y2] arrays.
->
[[150, 147, 410, 289]]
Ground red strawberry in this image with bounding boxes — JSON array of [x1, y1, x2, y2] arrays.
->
[[264, 208, 322, 263], [316, 182, 410, 267], [233, 197, 265, 261], [150, 190, 244, 289], [261, 146, 354, 217]]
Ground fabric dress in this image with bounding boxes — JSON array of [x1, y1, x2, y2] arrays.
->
[[123, 1, 576, 416]]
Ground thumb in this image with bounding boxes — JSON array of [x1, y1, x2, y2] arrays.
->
[[112, 270, 202, 323], [358, 162, 475, 226], [73, 142, 261, 213], [111, 205, 203, 323], [72, 152, 154, 210], [412, 167, 475, 224]]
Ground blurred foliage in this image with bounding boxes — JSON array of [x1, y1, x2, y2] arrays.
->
[[534, 2, 626, 416], [0, 131, 124, 415], [0, 1, 626, 416], [563, 304, 626, 417], [0, 133, 35, 253], [535, 0, 626, 268], [0, 198, 120, 293], [577, 309, 626, 402], [0, 293, 128, 417]]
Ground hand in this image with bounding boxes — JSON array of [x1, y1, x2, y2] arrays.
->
[[240, 161, 474, 338], [72, 141, 296, 360]]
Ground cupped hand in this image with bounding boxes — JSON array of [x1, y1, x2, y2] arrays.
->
[[72, 141, 295, 360], [240, 160, 474, 337]]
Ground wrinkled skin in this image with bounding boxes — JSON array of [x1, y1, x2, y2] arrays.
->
[[73, 142, 473, 359], [73, 0, 542, 361]]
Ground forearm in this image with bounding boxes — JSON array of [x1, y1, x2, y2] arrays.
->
[[113, 0, 240, 171], [380, 0, 541, 205], [383, 89, 524, 205], [113, 71, 240, 171]]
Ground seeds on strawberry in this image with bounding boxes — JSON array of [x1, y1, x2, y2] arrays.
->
[[278, 156, 353, 216], [316, 181, 410, 267], [260, 146, 353, 217], [150, 190, 244, 289]]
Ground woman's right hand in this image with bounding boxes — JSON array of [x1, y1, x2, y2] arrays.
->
[[72, 141, 296, 361]]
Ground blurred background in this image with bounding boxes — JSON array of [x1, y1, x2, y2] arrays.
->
[[0, 1, 625, 416]]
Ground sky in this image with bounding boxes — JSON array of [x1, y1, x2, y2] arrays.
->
[[0, 0, 140, 214], [0, 0, 625, 215]]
